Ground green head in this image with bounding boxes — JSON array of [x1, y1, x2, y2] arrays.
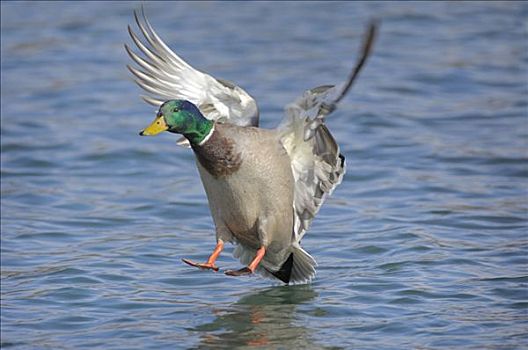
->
[[139, 100, 214, 145]]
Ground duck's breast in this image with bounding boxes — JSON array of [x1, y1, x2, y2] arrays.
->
[[194, 124, 294, 250]]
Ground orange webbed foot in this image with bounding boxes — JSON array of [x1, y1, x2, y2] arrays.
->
[[182, 258, 219, 272], [225, 267, 253, 276]]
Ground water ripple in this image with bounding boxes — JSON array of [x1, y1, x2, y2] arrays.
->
[[2, 1, 527, 350]]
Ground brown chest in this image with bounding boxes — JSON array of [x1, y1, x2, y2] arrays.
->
[[192, 130, 242, 178]]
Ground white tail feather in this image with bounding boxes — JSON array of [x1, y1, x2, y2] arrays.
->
[[233, 244, 316, 284], [290, 245, 317, 284]]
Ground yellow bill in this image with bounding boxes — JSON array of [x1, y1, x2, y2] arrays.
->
[[139, 115, 168, 136]]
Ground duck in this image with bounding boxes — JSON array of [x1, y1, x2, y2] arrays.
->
[[126, 8, 377, 284]]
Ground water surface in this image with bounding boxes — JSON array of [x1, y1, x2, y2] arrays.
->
[[1, 2, 527, 349]]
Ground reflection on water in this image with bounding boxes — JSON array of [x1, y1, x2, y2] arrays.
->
[[192, 286, 330, 349]]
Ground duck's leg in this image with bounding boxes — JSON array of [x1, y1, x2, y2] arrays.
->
[[182, 240, 224, 272], [225, 246, 266, 276]]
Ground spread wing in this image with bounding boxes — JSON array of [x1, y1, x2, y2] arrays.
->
[[280, 21, 378, 243], [125, 8, 259, 134]]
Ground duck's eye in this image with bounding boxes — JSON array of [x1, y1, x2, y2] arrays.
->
[[173, 108, 180, 113]]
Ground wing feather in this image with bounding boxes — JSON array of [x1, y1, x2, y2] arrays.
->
[[126, 7, 259, 129], [280, 21, 378, 242]]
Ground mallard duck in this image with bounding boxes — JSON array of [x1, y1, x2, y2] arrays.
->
[[126, 9, 377, 284]]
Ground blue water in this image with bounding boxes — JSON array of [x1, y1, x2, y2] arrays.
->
[[1, 2, 527, 349]]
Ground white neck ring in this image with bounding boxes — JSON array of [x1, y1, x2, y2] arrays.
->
[[198, 123, 215, 146]]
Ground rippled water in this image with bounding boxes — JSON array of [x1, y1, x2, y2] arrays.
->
[[1, 2, 527, 349]]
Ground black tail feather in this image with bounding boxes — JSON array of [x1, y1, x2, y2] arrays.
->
[[268, 253, 294, 284]]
